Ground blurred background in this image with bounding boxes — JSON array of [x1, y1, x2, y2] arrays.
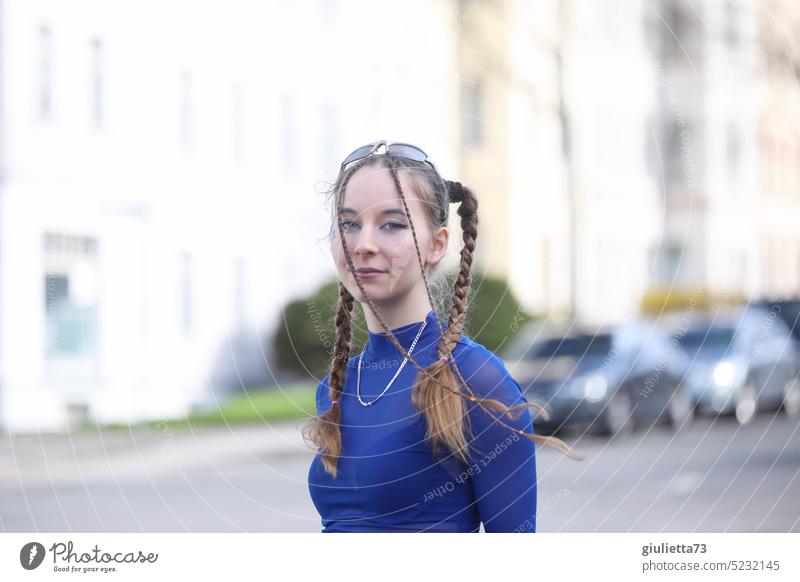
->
[[1, 0, 799, 532]]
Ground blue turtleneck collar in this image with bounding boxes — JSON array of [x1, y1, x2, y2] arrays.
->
[[363, 309, 446, 359]]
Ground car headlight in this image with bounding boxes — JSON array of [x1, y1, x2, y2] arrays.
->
[[712, 361, 736, 387], [584, 375, 608, 401], [571, 375, 608, 402]]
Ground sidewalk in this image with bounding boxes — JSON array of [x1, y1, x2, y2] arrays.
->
[[0, 419, 313, 488]]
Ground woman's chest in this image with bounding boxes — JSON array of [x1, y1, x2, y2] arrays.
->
[[308, 398, 470, 520]]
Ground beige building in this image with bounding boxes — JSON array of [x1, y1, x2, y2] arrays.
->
[[455, 0, 571, 318], [455, 0, 798, 325], [456, 0, 664, 324], [648, 0, 761, 301], [756, 0, 800, 297]]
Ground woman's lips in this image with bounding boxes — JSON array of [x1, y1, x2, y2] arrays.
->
[[355, 269, 385, 278]]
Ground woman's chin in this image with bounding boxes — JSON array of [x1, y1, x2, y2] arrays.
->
[[355, 293, 388, 304], [348, 280, 385, 296], [351, 288, 393, 304]]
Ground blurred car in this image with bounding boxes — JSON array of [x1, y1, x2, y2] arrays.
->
[[755, 297, 800, 419], [502, 318, 694, 438], [752, 297, 800, 344], [660, 304, 800, 424]]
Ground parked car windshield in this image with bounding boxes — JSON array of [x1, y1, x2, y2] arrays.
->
[[773, 303, 800, 340], [529, 334, 613, 360], [673, 326, 734, 358]]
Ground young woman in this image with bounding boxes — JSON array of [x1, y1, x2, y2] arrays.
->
[[304, 140, 582, 533]]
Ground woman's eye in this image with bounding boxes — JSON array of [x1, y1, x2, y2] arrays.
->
[[339, 221, 407, 232]]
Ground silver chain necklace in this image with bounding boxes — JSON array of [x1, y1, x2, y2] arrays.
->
[[356, 318, 428, 407]]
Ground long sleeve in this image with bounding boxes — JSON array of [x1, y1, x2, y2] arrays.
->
[[455, 343, 538, 532]]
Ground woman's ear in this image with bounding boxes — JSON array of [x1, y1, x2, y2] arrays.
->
[[427, 226, 449, 268]]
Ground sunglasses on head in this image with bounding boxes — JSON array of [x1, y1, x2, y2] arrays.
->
[[340, 140, 438, 172]]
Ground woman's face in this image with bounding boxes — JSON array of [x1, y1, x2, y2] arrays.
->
[[330, 163, 448, 304]]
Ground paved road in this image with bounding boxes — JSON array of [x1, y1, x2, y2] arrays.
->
[[1, 412, 798, 532]]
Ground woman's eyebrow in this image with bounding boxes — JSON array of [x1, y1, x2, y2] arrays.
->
[[338, 207, 407, 217]]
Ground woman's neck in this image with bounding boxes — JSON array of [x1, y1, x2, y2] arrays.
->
[[361, 298, 434, 334]]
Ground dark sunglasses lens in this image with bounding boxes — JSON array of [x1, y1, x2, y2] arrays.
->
[[387, 144, 427, 162], [341, 144, 376, 167]]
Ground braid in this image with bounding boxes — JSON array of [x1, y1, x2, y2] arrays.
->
[[440, 180, 477, 355], [303, 167, 362, 478], [329, 282, 355, 400], [306, 281, 353, 479]]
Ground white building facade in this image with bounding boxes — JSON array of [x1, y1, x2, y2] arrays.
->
[[647, 0, 760, 298], [560, 0, 663, 324], [0, 0, 458, 432]]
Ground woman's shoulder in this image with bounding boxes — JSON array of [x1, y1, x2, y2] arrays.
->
[[450, 335, 525, 405], [452, 334, 492, 355], [451, 334, 507, 374]]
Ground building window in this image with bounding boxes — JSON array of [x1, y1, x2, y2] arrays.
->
[[321, 100, 339, 173], [662, 0, 694, 61], [541, 239, 551, 308], [281, 93, 296, 174], [727, 122, 739, 184], [180, 252, 194, 334], [760, 129, 778, 196], [461, 80, 483, 146], [649, 242, 684, 284], [231, 82, 245, 163], [39, 25, 53, 121], [90, 38, 104, 128], [724, 0, 739, 47], [761, 237, 774, 292], [784, 135, 800, 196], [319, 0, 338, 22], [775, 136, 788, 195], [234, 257, 247, 330], [644, 5, 662, 55], [180, 70, 193, 153], [44, 234, 99, 358], [646, 116, 661, 182], [665, 120, 685, 188]]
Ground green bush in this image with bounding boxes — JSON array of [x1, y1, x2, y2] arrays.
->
[[467, 271, 538, 353], [273, 280, 368, 377]]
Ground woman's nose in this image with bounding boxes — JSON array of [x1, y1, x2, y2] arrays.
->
[[353, 225, 378, 256]]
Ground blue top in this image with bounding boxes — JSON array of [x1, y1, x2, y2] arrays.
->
[[307, 309, 537, 532]]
